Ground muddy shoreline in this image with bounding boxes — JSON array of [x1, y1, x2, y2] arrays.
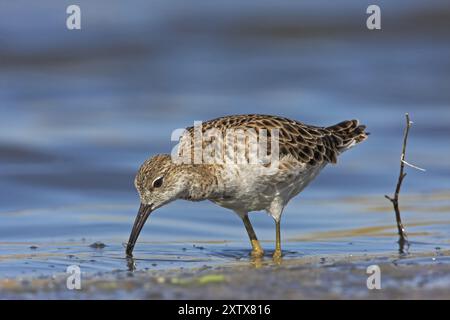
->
[[1, 249, 449, 299]]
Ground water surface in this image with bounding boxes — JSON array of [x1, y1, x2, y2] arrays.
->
[[0, 0, 449, 287]]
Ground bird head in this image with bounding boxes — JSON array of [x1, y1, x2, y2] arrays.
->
[[126, 154, 187, 256]]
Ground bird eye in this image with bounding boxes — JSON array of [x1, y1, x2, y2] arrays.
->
[[152, 176, 163, 188]]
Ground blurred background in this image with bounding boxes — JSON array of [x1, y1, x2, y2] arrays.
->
[[0, 0, 449, 279]]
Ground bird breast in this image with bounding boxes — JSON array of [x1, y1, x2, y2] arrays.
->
[[210, 156, 326, 213]]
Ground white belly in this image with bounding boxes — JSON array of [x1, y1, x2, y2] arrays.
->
[[210, 158, 326, 214]]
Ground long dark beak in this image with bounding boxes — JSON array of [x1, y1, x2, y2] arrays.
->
[[126, 203, 153, 257]]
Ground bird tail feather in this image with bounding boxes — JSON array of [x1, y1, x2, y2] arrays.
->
[[326, 119, 369, 152]]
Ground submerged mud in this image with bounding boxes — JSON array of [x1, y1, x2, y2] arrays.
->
[[1, 250, 449, 299]]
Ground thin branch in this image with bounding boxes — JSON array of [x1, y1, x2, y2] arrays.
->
[[401, 159, 426, 172], [385, 113, 415, 251]]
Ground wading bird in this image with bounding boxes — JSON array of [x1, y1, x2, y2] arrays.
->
[[126, 114, 368, 259]]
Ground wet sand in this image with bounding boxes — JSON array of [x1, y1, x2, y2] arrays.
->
[[1, 249, 449, 299]]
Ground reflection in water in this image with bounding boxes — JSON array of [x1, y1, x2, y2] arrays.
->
[[0, 198, 449, 278], [288, 220, 450, 241], [126, 256, 136, 272], [249, 256, 264, 269], [398, 237, 410, 255]]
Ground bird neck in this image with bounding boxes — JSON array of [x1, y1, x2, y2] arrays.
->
[[179, 164, 221, 201]]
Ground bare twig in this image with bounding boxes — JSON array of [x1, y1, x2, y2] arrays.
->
[[385, 113, 418, 252], [401, 159, 426, 172]]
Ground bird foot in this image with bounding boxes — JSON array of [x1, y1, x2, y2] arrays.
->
[[272, 249, 283, 261], [250, 249, 264, 258], [250, 240, 264, 258]]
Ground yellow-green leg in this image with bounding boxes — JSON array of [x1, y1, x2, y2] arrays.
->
[[242, 215, 264, 257], [273, 220, 282, 259]]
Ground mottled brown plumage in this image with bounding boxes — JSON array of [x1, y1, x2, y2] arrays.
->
[[180, 114, 367, 166], [127, 114, 368, 259]]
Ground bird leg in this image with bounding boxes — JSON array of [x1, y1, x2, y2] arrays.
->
[[273, 220, 282, 260], [242, 215, 264, 257]]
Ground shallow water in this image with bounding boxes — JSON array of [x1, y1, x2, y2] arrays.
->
[[0, 0, 450, 292]]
